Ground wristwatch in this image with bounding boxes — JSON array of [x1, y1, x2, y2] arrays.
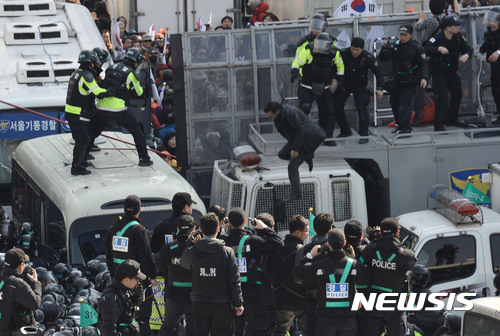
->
[[306, 252, 313, 260]]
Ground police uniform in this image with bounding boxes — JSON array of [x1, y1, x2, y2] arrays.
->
[[294, 229, 368, 336], [425, 16, 472, 130], [151, 210, 186, 253], [157, 216, 195, 336], [480, 25, 500, 124], [98, 260, 145, 336], [105, 200, 156, 336], [291, 33, 345, 140], [89, 51, 152, 166], [379, 25, 429, 134], [338, 44, 384, 137], [65, 53, 108, 174], [360, 219, 416, 336], [0, 249, 42, 336], [180, 237, 243, 336]]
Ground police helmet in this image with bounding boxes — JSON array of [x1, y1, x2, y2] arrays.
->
[[0, 220, 14, 238], [81, 326, 98, 336], [92, 47, 109, 64], [312, 32, 332, 55], [52, 263, 72, 281], [39, 271, 58, 286], [85, 259, 99, 278], [124, 48, 143, 64], [59, 329, 78, 336], [78, 50, 100, 66], [43, 283, 66, 296], [20, 222, 36, 236], [18, 234, 37, 253], [409, 264, 430, 288], [95, 254, 106, 263], [42, 292, 66, 305], [34, 309, 45, 323], [309, 14, 327, 34], [67, 269, 83, 283], [71, 277, 93, 294], [484, 7, 500, 26], [66, 303, 81, 317], [95, 270, 111, 291], [44, 328, 57, 336]]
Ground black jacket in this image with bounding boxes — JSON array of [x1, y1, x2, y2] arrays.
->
[[97, 279, 142, 336], [180, 238, 243, 307], [273, 104, 326, 153], [157, 233, 192, 301], [379, 38, 429, 86], [341, 48, 384, 89], [425, 30, 472, 72], [151, 210, 186, 253], [294, 235, 329, 300], [0, 268, 42, 335], [268, 234, 306, 309], [360, 235, 416, 298], [222, 227, 283, 299], [105, 215, 156, 279], [294, 249, 368, 317], [480, 27, 500, 72]]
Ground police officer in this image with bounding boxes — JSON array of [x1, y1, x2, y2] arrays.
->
[[221, 207, 283, 336], [294, 229, 368, 336], [361, 218, 417, 336], [151, 192, 197, 253], [379, 24, 429, 135], [0, 219, 17, 252], [65, 50, 109, 175], [343, 220, 370, 258], [105, 195, 157, 336], [89, 47, 153, 167], [425, 16, 472, 131], [97, 259, 146, 336], [295, 14, 328, 56], [0, 248, 42, 336], [291, 32, 344, 145], [337, 37, 384, 144], [179, 212, 244, 336], [480, 7, 500, 125], [264, 102, 326, 201], [157, 215, 197, 336]]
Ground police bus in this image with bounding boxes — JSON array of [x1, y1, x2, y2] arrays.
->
[[10, 132, 205, 267]]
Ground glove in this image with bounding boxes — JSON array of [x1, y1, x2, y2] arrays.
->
[[290, 68, 299, 83], [97, 88, 115, 99]]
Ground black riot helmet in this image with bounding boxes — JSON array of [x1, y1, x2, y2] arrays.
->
[[43, 283, 66, 296], [92, 47, 109, 64], [95, 254, 106, 263], [409, 264, 430, 288], [19, 234, 38, 255], [85, 259, 99, 278], [312, 32, 333, 55], [67, 269, 83, 284], [81, 326, 99, 336], [95, 270, 111, 291], [0, 220, 14, 238], [71, 277, 93, 294], [20, 222, 36, 236], [78, 50, 100, 66], [124, 48, 143, 66], [52, 263, 72, 282], [309, 14, 327, 34], [39, 270, 58, 286]]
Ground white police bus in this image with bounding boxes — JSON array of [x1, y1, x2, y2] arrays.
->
[[10, 132, 205, 267]]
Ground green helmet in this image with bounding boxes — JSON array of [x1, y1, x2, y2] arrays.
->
[[78, 50, 100, 65], [124, 48, 143, 64], [92, 47, 109, 64]]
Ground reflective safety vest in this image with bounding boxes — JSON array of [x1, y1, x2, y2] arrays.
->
[[361, 248, 407, 294], [97, 63, 143, 112], [112, 221, 140, 265], [166, 243, 192, 288], [149, 276, 165, 331], [65, 68, 106, 115], [233, 235, 264, 285]]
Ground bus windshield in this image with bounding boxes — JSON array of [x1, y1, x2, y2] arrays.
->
[[399, 226, 419, 251]]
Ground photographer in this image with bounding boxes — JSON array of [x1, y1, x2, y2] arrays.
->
[[157, 215, 197, 336], [0, 248, 42, 336]]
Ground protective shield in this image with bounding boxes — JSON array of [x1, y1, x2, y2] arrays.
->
[[309, 16, 327, 33], [483, 8, 500, 26], [313, 37, 332, 54]]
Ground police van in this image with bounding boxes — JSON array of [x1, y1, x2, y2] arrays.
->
[[397, 185, 500, 297], [461, 297, 500, 335], [210, 156, 368, 235], [10, 132, 205, 267]]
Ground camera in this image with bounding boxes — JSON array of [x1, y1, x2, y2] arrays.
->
[[248, 218, 256, 227], [188, 229, 202, 242]]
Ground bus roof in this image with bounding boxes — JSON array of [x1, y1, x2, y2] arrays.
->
[[13, 132, 204, 226]]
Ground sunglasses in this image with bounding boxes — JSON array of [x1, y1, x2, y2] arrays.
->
[[156, 39, 164, 42]]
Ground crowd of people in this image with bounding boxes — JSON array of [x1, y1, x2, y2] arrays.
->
[[2, 193, 500, 336]]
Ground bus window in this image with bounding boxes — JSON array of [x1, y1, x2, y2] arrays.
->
[[46, 202, 66, 257]]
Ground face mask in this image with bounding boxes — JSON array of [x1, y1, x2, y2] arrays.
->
[[149, 56, 158, 64]]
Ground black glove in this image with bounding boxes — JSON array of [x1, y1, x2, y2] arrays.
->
[[290, 68, 299, 83], [97, 88, 115, 99]]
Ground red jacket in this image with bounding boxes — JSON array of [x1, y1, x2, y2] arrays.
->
[[251, 2, 269, 23]]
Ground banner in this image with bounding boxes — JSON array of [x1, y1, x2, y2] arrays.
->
[[80, 302, 98, 328], [333, 0, 382, 18], [0, 112, 59, 139], [110, 0, 123, 50]]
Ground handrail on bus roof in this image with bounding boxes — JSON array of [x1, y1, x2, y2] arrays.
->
[[100, 197, 172, 210]]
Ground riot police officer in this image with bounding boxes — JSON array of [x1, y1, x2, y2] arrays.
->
[[294, 229, 368, 336], [379, 25, 428, 135], [89, 48, 153, 167], [65, 50, 109, 175], [157, 215, 197, 336], [337, 38, 384, 144], [425, 16, 472, 131], [361, 218, 417, 336], [480, 7, 500, 125], [105, 195, 157, 336], [295, 13, 328, 56], [291, 32, 344, 145], [179, 213, 244, 336], [97, 259, 145, 336]]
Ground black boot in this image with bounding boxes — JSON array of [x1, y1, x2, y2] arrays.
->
[[139, 157, 153, 167], [306, 154, 314, 172], [71, 164, 90, 176]]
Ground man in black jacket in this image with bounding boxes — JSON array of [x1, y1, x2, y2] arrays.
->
[[337, 37, 384, 143], [361, 218, 417, 336], [180, 212, 244, 336], [379, 24, 428, 135], [157, 215, 196, 336], [151, 192, 197, 253], [222, 207, 283, 336], [295, 229, 368, 336], [344, 220, 370, 258], [425, 16, 472, 131], [264, 102, 326, 201], [0, 248, 42, 336], [98, 259, 145, 336], [268, 215, 309, 336], [105, 195, 157, 336], [480, 7, 500, 125]]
